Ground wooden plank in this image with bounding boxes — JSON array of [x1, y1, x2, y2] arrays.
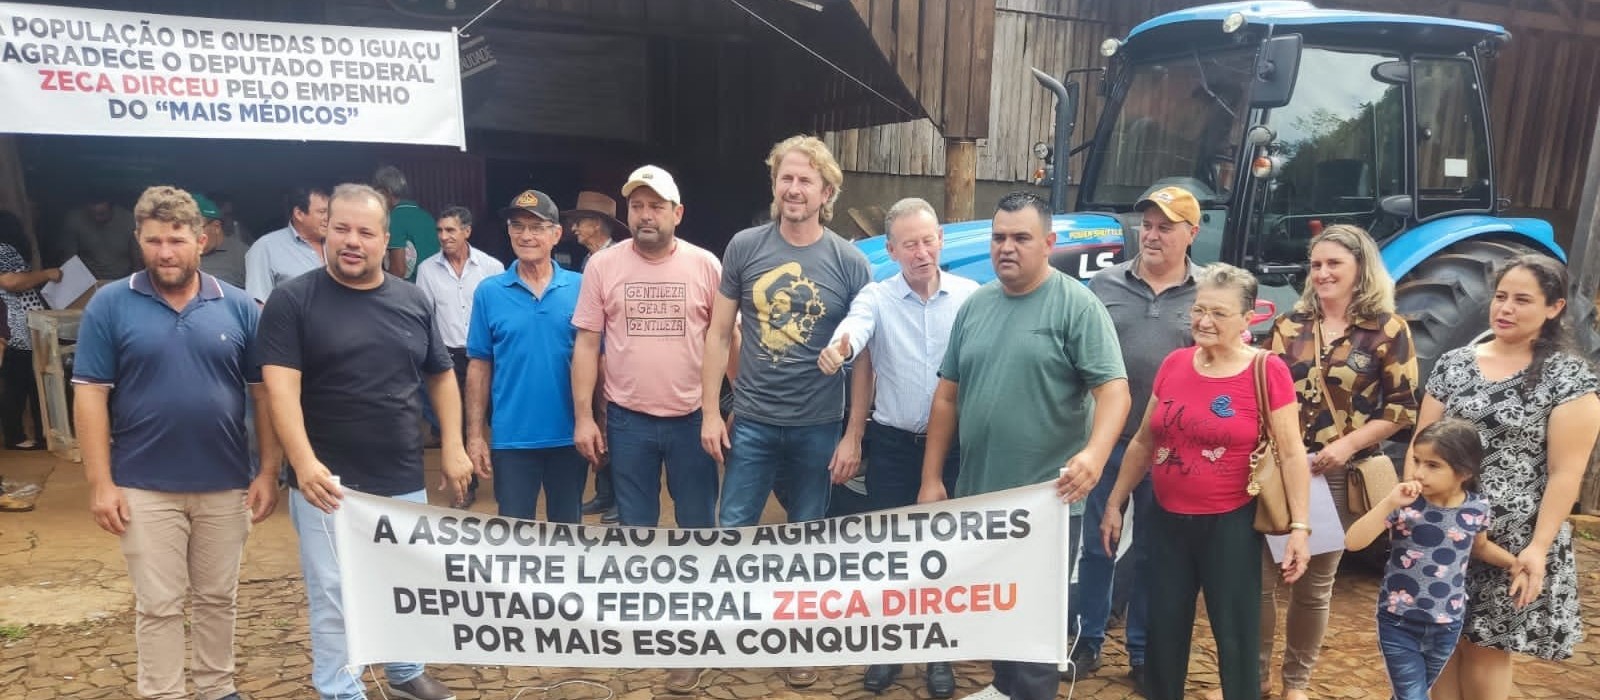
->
[[851, 0, 872, 23], [871, 0, 896, 65], [943, 0, 976, 137], [966, 0, 999, 139], [840, 128, 861, 171], [920, 0, 949, 130], [896, 0, 922, 109]]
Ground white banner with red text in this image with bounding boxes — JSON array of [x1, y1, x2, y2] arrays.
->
[[0, 2, 465, 148], [335, 483, 1072, 668]]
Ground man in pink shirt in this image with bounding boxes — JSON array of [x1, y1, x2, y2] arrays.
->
[[570, 165, 722, 692]]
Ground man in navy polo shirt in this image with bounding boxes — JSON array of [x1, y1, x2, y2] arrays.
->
[[258, 183, 468, 700], [74, 186, 282, 700], [465, 190, 586, 522]]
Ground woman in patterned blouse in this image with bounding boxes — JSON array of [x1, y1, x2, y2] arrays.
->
[[1416, 255, 1598, 700], [1254, 225, 1419, 700], [0, 211, 62, 451]]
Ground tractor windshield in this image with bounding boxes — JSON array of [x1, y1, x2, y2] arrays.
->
[[1084, 48, 1255, 207]]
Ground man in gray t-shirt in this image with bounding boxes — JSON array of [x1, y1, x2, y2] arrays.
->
[[699, 135, 870, 693]]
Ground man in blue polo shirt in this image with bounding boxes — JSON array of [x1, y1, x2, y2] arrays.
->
[[465, 189, 585, 522], [74, 186, 282, 700]]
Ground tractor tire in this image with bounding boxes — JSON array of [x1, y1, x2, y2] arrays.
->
[[1394, 239, 1541, 384]]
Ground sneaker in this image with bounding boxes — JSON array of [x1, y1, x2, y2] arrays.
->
[[664, 667, 707, 693], [388, 673, 456, 700], [959, 684, 1010, 700], [1063, 649, 1100, 680], [582, 496, 615, 515], [600, 506, 620, 524]]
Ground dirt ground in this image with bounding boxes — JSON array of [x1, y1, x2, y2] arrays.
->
[[2, 449, 1597, 700]]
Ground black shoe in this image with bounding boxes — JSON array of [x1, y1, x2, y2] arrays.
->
[[862, 664, 901, 693], [600, 506, 619, 524], [1127, 664, 1146, 697], [925, 662, 955, 698], [582, 497, 614, 515], [1062, 649, 1101, 680]]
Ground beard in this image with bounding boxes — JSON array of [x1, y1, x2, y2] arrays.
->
[[149, 264, 199, 292]]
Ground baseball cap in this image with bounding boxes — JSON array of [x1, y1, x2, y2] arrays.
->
[[498, 189, 560, 222], [620, 165, 682, 204], [1134, 186, 1201, 227], [191, 192, 221, 221]]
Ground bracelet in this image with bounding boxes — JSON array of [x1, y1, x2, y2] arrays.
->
[[1288, 522, 1312, 535]]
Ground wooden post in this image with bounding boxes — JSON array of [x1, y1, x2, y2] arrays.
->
[[945, 138, 977, 223], [1573, 107, 1600, 514]]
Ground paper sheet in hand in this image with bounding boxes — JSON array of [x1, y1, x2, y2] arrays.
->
[[1267, 474, 1345, 563], [40, 256, 93, 310]]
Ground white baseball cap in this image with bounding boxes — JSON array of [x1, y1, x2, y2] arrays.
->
[[621, 165, 682, 205]]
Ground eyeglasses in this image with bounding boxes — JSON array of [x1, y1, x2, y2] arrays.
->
[[1189, 306, 1241, 322], [508, 220, 559, 235]]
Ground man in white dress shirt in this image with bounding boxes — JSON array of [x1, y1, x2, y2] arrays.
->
[[416, 205, 505, 506], [817, 197, 978, 699]]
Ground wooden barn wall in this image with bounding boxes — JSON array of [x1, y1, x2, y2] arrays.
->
[[823, 0, 1169, 182], [1486, 30, 1600, 212]]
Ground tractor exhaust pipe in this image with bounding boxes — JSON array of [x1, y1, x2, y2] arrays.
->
[[1031, 67, 1078, 214]]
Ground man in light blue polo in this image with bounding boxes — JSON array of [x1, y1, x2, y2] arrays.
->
[[244, 186, 327, 304], [465, 190, 587, 522], [74, 185, 282, 700]]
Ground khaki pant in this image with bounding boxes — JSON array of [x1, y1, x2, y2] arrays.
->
[[120, 488, 251, 700], [1259, 546, 1343, 690]]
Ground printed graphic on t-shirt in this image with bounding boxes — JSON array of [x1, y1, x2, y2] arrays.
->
[[1153, 396, 1246, 478], [625, 282, 687, 337], [752, 261, 826, 361]]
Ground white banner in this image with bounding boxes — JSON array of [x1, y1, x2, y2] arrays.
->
[[0, 3, 465, 148], [335, 484, 1072, 668]]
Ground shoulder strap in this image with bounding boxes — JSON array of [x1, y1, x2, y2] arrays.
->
[[1253, 350, 1272, 432]]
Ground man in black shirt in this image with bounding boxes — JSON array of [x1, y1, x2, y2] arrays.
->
[[258, 183, 472, 700]]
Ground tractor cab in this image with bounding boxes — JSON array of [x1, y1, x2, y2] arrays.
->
[[1060, 1, 1519, 325]]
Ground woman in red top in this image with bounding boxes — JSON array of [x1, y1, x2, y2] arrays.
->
[[1101, 263, 1312, 700]]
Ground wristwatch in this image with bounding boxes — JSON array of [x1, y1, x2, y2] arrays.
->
[[1288, 522, 1312, 535]]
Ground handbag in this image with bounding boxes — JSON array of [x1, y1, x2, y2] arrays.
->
[[1248, 351, 1293, 535], [1346, 453, 1398, 515]]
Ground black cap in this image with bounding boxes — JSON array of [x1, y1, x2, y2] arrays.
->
[[498, 190, 560, 222]]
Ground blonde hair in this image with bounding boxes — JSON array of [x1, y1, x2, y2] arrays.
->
[[1292, 224, 1395, 324], [766, 134, 843, 224], [133, 186, 202, 237], [1195, 262, 1259, 313]]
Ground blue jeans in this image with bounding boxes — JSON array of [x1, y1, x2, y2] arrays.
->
[[864, 421, 958, 512], [1077, 438, 1152, 664], [607, 404, 719, 528], [1377, 610, 1463, 700], [491, 447, 587, 522], [290, 487, 427, 700], [718, 418, 840, 526]]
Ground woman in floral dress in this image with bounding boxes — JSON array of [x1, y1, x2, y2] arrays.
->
[[1412, 255, 1599, 700]]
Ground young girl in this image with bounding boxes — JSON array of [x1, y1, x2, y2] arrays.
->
[[1345, 418, 1527, 700]]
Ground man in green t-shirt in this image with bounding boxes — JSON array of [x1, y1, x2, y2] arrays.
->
[[373, 164, 438, 281], [918, 192, 1130, 700]]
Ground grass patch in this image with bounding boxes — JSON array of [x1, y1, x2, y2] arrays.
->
[[0, 624, 27, 642]]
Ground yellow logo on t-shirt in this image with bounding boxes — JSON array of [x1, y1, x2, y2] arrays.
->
[[752, 262, 825, 360]]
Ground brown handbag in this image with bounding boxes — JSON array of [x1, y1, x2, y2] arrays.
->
[[1345, 453, 1398, 515], [1248, 351, 1293, 535]]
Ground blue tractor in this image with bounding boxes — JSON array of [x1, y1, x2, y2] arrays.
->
[[856, 0, 1600, 383]]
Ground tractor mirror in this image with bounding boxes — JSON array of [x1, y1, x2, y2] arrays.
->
[[1380, 195, 1414, 219], [1249, 34, 1302, 108], [1372, 61, 1410, 85]]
